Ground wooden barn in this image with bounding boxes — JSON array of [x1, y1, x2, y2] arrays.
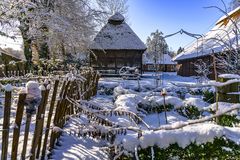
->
[[90, 13, 146, 75], [143, 52, 176, 72], [173, 7, 240, 79]]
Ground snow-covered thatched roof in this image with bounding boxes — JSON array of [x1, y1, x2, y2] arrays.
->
[[0, 47, 26, 61], [0, 34, 26, 61], [143, 52, 176, 65], [90, 13, 146, 50], [0, 34, 23, 51], [173, 7, 240, 62]]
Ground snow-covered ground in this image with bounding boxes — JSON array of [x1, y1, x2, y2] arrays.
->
[[51, 72, 240, 159]]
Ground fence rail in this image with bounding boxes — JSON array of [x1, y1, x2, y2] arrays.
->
[[0, 68, 100, 160]]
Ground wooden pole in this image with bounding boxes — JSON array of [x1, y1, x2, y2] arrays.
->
[[41, 80, 59, 159], [1, 87, 12, 160], [11, 92, 27, 160], [29, 89, 46, 160], [49, 81, 67, 150], [36, 88, 50, 158], [163, 95, 168, 124], [21, 113, 32, 160]]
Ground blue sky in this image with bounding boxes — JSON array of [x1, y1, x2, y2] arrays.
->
[[127, 0, 232, 51]]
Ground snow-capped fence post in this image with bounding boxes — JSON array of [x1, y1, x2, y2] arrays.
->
[[29, 86, 47, 160], [41, 80, 60, 159], [11, 92, 27, 160], [21, 81, 42, 159], [1, 84, 12, 160]]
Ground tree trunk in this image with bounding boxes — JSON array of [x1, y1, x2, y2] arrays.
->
[[39, 42, 50, 59], [19, 20, 32, 70], [20, 28, 33, 70]]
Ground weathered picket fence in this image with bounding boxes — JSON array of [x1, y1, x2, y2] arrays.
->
[[0, 68, 100, 160]]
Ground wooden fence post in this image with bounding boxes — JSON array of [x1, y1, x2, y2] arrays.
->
[[29, 87, 47, 160], [11, 92, 27, 160], [58, 81, 73, 127], [21, 113, 32, 160], [36, 87, 50, 159], [41, 80, 59, 159], [54, 81, 71, 132], [1, 85, 12, 160], [49, 81, 67, 150]]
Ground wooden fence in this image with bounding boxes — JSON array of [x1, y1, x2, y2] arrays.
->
[[0, 68, 100, 160]]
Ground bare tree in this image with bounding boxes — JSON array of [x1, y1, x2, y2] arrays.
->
[[193, 59, 212, 82], [96, 0, 129, 25]]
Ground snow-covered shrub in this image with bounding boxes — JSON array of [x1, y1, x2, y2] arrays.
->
[[206, 102, 239, 115], [218, 115, 240, 127], [176, 97, 210, 119], [114, 94, 143, 114], [98, 87, 114, 95], [113, 86, 136, 99], [138, 103, 174, 114], [184, 97, 210, 111], [176, 105, 201, 119], [203, 89, 215, 104], [138, 96, 183, 113], [189, 88, 203, 95], [126, 137, 240, 159], [98, 81, 119, 95], [176, 88, 189, 99], [205, 102, 240, 127]]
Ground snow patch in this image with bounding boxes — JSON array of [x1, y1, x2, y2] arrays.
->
[[26, 81, 42, 99], [142, 96, 183, 109], [4, 84, 13, 91], [114, 94, 143, 113], [184, 97, 210, 111], [218, 74, 240, 79], [116, 123, 240, 152], [205, 102, 240, 115]]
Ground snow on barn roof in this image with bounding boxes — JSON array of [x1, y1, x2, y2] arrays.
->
[[216, 6, 240, 26], [143, 52, 176, 65], [173, 7, 240, 62], [90, 13, 146, 50]]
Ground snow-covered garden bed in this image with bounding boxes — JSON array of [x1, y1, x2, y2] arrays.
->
[[51, 73, 240, 159]]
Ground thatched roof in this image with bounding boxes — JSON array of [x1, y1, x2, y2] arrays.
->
[[0, 34, 26, 61], [173, 7, 240, 62], [0, 47, 26, 61], [90, 13, 146, 51]]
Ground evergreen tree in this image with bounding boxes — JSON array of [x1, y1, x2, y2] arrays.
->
[[177, 47, 184, 55], [146, 30, 168, 64]]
